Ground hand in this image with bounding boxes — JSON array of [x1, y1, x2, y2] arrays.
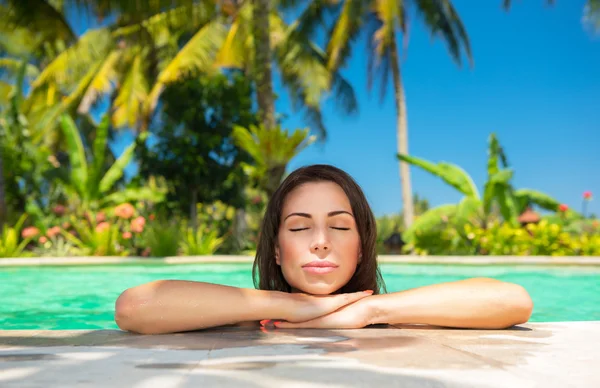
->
[[264, 296, 374, 329], [272, 290, 373, 324]]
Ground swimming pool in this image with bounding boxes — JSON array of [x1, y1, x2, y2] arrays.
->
[[1, 263, 599, 330]]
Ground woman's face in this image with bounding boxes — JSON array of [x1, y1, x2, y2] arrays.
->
[[276, 181, 361, 295]]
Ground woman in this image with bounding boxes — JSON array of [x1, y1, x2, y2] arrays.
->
[[115, 165, 533, 334]]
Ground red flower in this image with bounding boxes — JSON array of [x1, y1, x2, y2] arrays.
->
[[558, 204, 569, 212], [122, 231, 132, 240], [46, 226, 61, 238], [149, 214, 155, 221], [583, 191, 592, 200], [21, 227, 40, 239], [114, 203, 135, 219], [95, 222, 110, 233], [39, 236, 48, 244], [52, 205, 66, 216], [130, 216, 146, 233]]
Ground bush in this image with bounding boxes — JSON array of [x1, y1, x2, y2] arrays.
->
[[408, 220, 600, 256]]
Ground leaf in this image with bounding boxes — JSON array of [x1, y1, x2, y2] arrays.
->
[[98, 142, 136, 194], [101, 187, 166, 206], [111, 52, 149, 129], [455, 196, 482, 226], [495, 185, 519, 227], [78, 50, 121, 114], [144, 19, 227, 120], [402, 204, 457, 243], [59, 114, 88, 199], [514, 189, 561, 212], [397, 153, 480, 198], [90, 115, 110, 197]]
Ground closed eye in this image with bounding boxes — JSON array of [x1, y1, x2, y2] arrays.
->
[[289, 228, 309, 232], [331, 227, 350, 231]]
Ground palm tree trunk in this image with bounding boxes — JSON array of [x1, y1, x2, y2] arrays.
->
[[252, 0, 276, 130], [389, 37, 415, 230]]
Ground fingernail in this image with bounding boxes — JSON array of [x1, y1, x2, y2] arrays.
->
[[260, 319, 270, 327], [273, 321, 281, 327], [364, 290, 374, 294]]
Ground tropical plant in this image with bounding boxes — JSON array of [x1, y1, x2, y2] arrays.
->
[[136, 72, 257, 225], [139, 221, 181, 257], [232, 123, 316, 196], [283, 0, 473, 229], [56, 114, 166, 210], [60, 215, 128, 256], [398, 133, 562, 248], [0, 214, 31, 257], [180, 224, 225, 255]]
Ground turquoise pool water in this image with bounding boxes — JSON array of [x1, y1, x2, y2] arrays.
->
[[1, 264, 599, 330]]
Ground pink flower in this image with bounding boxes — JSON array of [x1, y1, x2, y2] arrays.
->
[[39, 236, 48, 244], [52, 205, 66, 216], [46, 226, 61, 238], [122, 231, 132, 240], [62, 222, 71, 229], [96, 212, 106, 223], [114, 203, 135, 219], [130, 216, 146, 233], [558, 204, 569, 212], [583, 191, 592, 200], [21, 227, 40, 239], [95, 222, 110, 233]]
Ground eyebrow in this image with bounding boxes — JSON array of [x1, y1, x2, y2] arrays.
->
[[284, 210, 353, 221]]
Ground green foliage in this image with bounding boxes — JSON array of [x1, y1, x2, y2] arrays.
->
[[180, 225, 225, 256], [139, 221, 181, 257], [399, 133, 561, 244], [61, 216, 128, 256], [137, 73, 257, 215], [232, 122, 315, 195], [57, 114, 165, 210], [0, 214, 31, 257]]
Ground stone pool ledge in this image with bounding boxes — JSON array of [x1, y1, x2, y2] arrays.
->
[[2, 255, 600, 266], [1, 322, 598, 387]]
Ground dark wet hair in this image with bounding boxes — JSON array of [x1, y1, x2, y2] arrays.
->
[[252, 164, 386, 295]]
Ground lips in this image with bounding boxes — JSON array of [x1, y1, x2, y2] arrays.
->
[[302, 260, 338, 268], [302, 260, 338, 274]]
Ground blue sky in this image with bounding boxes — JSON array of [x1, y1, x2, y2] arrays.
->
[[98, 1, 599, 217], [275, 0, 600, 216]]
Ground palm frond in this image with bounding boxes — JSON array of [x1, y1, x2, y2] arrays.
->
[[326, 0, 368, 72], [77, 50, 121, 114], [397, 153, 480, 198], [144, 19, 227, 123], [0, 58, 40, 79], [112, 52, 150, 129], [3, 0, 76, 44], [413, 0, 473, 66], [32, 28, 113, 89]]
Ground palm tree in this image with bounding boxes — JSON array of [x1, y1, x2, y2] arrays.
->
[[283, 0, 472, 229], [2, 0, 356, 191]]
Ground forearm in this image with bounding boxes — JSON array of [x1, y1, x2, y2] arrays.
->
[[369, 278, 533, 329], [115, 280, 287, 334]]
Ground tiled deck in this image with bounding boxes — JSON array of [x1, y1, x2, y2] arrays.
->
[[1, 322, 598, 387]]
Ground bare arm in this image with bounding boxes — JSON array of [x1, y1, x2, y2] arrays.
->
[[271, 278, 533, 330], [369, 277, 533, 329], [114, 280, 372, 334]]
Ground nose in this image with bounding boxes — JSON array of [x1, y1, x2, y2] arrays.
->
[[310, 230, 331, 255]]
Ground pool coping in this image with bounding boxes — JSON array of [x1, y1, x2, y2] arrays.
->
[[1, 255, 600, 266], [1, 322, 599, 387]]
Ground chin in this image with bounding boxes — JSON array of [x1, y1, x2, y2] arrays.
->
[[294, 283, 340, 296]]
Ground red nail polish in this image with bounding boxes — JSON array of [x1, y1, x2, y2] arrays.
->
[[273, 321, 281, 327], [260, 319, 270, 326]]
